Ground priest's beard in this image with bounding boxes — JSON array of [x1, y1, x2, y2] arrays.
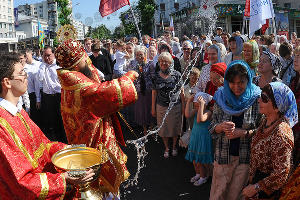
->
[[79, 63, 93, 79]]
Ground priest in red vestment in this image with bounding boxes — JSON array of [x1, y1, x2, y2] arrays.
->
[[0, 53, 95, 199], [55, 39, 138, 193]]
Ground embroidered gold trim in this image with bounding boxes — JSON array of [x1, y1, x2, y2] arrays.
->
[[46, 142, 58, 152], [0, 118, 38, 169], [113, 79, 123, 109], [34, 143, 46, 162], [38, 173, 49, 200], [17, 113, 33, 138]]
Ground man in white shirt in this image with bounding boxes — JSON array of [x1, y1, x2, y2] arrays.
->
[[24, 48, 42, 126], [35, 46, 67, 143]]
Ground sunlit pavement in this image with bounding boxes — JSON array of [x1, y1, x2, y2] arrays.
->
[[120, 124, 211, 200]]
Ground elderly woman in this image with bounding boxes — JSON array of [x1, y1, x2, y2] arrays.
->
[[243, 40, 260, 77], [279, 42, 296, 86], [209, 60, 261, 200], [127, 46, 155, 135], [290, 46, 300, 166], [148, 46, 157, 61], [152, 52, 184, 158], [242, 82, 297, 199], [179, 40, 193, 74], [225, 36, 243, 66], [154, 42, 181, 73], [253, 50, 282, 88], [195, 44, 222, 93]]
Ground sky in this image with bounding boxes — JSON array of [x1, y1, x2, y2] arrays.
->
[[14, 0, 138, 31]]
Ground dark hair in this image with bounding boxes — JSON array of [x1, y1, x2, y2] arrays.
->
[[279, 42, 293, 58], [159, 43, 171, 53], [0, 53, 20, 93], [91, 42, 101, 52], [225, 64, 249, 83], [191, 47, 200, 57], [84, 37, 92, 44], [261, 84, 283, 116], [228, 36, 236, 43], [43, 46, 55, 53], [261, 35, 274, 46], [163, 30, 171, 35]]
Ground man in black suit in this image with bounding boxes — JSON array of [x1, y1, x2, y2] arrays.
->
[[89, 42, 113, 81]]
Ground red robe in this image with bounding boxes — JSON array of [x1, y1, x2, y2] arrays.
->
[[57, 62, 138, 193], [0, 107, 67, 200]]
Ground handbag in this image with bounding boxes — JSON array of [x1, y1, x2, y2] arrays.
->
[[179, 129, 191, 148]]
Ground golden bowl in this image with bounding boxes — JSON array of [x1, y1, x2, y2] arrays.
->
[[52, 147, 109, 175]]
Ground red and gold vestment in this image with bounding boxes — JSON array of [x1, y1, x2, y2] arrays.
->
[[57, 60, 137, 193], [0, 107, 67, 199]]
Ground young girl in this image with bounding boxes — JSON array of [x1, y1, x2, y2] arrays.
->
[[185, 92, 214, 186], [113, 40, 131, 77]]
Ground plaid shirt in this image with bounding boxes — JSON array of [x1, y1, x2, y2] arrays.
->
[[209, 100, 261, 164]]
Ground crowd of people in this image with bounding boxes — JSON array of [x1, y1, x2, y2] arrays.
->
[[0, 26, 299, 199]]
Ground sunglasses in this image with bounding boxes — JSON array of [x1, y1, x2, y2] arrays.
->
[[260, 93, 270, 103], [183, 48, 191, 51]]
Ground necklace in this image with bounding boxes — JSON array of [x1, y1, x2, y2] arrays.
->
[[263, 118, 279, 129]]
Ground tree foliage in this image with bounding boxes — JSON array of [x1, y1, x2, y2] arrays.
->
[[55, 0, 72, 25], [137, 0, 157, 35], [113, 25, 126, 39], [120, 0, 157, 37], [89, 25, 112, 40]]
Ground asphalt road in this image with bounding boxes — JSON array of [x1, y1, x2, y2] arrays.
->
[[119, 125, 211, 200]]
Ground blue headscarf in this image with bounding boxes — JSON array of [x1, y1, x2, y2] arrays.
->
[[233, 36, 243, 56], [208, 44, 222, 64], [214, 60, 261, 115], [269, 82, 298, 128]]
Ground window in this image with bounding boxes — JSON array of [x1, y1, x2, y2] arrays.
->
[[8, 16, 12, 21], [0, 23, 2, 28], [34, 12, 37, 14], [40, 14, 43, 18], [284, 3, 291, 8], [160, 3, 165, 11], [9, 24, 12, 31], [174, 3, 179, 10]]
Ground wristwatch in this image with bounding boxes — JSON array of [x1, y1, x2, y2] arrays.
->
[[254, 183, 260, 192]]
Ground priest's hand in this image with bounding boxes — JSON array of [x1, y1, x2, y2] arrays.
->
[[128, 70, 139, 80], [65, 169, 95, 185]]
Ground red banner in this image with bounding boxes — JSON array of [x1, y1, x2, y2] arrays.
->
[[244, 0, 250, 17], [99, 0, 130, 17]]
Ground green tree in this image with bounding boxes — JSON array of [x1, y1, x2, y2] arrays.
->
[[120, 9, 139, 36], [137, 0, 157, 35], [113, 25, 126, 39], [55, 0, 72, 25], [90, 25, 112, 40]]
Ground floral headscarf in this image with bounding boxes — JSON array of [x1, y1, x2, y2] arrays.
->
[[262, 50, 282, 76], [269, 82, 298, 128]]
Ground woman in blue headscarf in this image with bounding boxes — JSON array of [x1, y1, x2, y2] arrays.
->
[[209, 60, 262, 200], [225, 36, 244, 66], [243, 82, 297, 199], [195, 44, 222, 93]]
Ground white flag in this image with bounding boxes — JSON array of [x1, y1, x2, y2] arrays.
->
[[249, 0, 274, 38]]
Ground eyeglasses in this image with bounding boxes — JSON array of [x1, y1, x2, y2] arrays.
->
[[260, 93, 270, 103], [10, 71, 28, 80]]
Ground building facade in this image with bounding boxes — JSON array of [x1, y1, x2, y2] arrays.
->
[[0, 0, 17, 51], [16, 15, 48, 38], [154, 0, 300, 38]]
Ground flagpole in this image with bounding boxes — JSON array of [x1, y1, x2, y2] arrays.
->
[[128, 3, 142, 43], [242, 16, 245, 35]]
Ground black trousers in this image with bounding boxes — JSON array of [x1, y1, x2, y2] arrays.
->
[[41, 92, 67, 143], [29, 93, 42, 128]]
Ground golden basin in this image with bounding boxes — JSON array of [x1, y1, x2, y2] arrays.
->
[[52, 147, 109, 200]]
